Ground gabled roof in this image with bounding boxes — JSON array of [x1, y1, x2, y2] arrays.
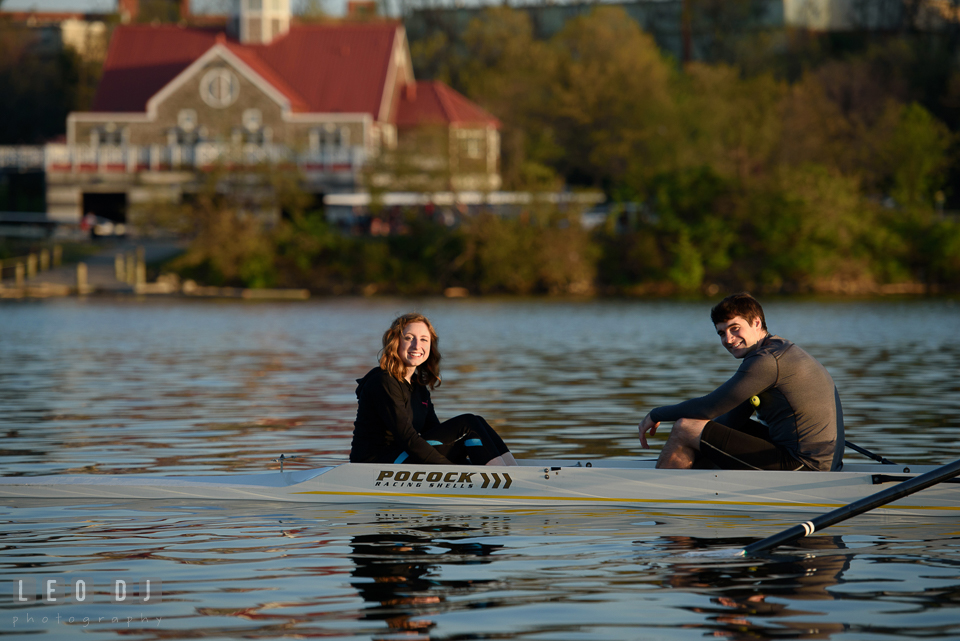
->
[[396, 81, 501, 129], [93, 26, 225, 113], [92, 22, 405, 117], [251, 23, 401, 116]]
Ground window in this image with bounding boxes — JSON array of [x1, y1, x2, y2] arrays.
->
[[178, 109, 198, 132], [457, 130, 483, 159], [245, 17, 262, 43], [242, 109, 262, 132], [311, 124, 350, 151], [94, 122, 123, 146], [464, 138, 481, 159], [247, 0, 262, 10], [200, 68, 239, 108]]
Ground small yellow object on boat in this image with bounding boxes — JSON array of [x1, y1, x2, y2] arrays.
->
[[750, 395, 761, 407]]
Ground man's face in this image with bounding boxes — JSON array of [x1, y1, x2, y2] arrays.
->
[[715, 315, 766, 359]]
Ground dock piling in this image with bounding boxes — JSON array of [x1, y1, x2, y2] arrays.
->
[[77, 262, 90, 294]]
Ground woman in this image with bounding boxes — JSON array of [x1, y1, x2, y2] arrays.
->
[[350, 313, 517, 466]]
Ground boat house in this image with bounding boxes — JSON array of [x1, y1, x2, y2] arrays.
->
[[41, 0, 501, 229]]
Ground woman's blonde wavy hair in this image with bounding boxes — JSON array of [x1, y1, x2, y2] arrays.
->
[[379, 313, 442, 389]]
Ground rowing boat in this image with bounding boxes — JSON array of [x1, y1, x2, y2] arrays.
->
[[1, 459, 957, 515]]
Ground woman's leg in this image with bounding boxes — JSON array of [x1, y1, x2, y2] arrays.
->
[[471, 415, 517, 465], [422, 414, 505, 465]]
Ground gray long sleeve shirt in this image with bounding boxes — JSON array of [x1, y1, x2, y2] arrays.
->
[[650, 335, 844, 471]]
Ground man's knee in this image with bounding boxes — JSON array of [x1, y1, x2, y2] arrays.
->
[[671, 418, 709, 448]]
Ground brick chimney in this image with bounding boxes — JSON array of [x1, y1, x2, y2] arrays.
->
[[181, 0, 190, 20], [118, 0, 139, 23]]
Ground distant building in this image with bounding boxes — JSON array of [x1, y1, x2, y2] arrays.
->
[[37, 0, 500, 227], [0, 9, 111, 61], [405, 0, 954, 64]]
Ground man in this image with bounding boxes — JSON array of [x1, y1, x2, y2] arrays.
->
[[638, 293, 844, 471]]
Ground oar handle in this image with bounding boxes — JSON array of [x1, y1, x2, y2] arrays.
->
[[742, 458, 960, 556]]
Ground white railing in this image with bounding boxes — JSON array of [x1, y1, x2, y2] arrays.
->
[[0, 144, 365, 173], [0, 146, 45, 169]]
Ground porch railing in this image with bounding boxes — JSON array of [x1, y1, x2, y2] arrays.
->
[[0, 144, 364, 173]]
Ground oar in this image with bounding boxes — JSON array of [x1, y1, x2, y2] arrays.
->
[[845, 440, 897, 465], [739, 458, 960, 557]]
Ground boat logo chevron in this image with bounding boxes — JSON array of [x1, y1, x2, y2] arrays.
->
[[373, 469, 513, 490]]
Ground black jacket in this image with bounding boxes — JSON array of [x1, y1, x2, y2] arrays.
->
[[349, 367, 450, 464]]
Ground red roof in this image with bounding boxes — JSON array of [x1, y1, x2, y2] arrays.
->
[[251, 23, 399, 115], [91, 23, 497, 128], [92, 22, 402, 116], [396, 81, 500, 128], [93, 25, 226, 113]]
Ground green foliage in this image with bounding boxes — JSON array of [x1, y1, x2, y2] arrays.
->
[[136, 0, 180, 23], [160, 4, 960, 295], [454, 209, 598, 294], [0, 21, 102, 143], [881, 102, 953, 207]]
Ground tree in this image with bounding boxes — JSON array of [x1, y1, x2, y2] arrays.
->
[[0, 21, 98, 144], [547, 7, 678, 189], [456, 7, 562, 189]]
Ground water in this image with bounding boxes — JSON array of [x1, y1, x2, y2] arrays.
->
[[2, 297, 960, 639]]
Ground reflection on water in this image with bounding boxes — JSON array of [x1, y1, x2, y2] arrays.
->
[[670, 537, 853, 639], [2, 298, 960, 639], [350, 527, 501, 635], [3, 503, 960, 639]]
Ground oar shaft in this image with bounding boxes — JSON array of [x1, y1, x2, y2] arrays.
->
[[845, 441, 897, 465], [743, 458, 960, 556]]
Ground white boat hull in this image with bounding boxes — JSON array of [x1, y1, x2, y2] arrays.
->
[[1, 460, 957, 516]]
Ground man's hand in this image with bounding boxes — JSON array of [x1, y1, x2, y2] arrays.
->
[[638, 412, 660, 449]]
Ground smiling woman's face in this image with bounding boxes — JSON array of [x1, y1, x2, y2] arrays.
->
[[398, 321, 431, 371]]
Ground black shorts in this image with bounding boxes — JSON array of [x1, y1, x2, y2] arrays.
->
[[697, 420, 809, 471]]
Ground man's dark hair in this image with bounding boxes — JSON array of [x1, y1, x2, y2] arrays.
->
[[710, 293, 767, 330]]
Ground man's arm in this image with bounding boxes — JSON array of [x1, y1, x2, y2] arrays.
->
[[644, 352, 778, 429], [714, 399, 755, 430]]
